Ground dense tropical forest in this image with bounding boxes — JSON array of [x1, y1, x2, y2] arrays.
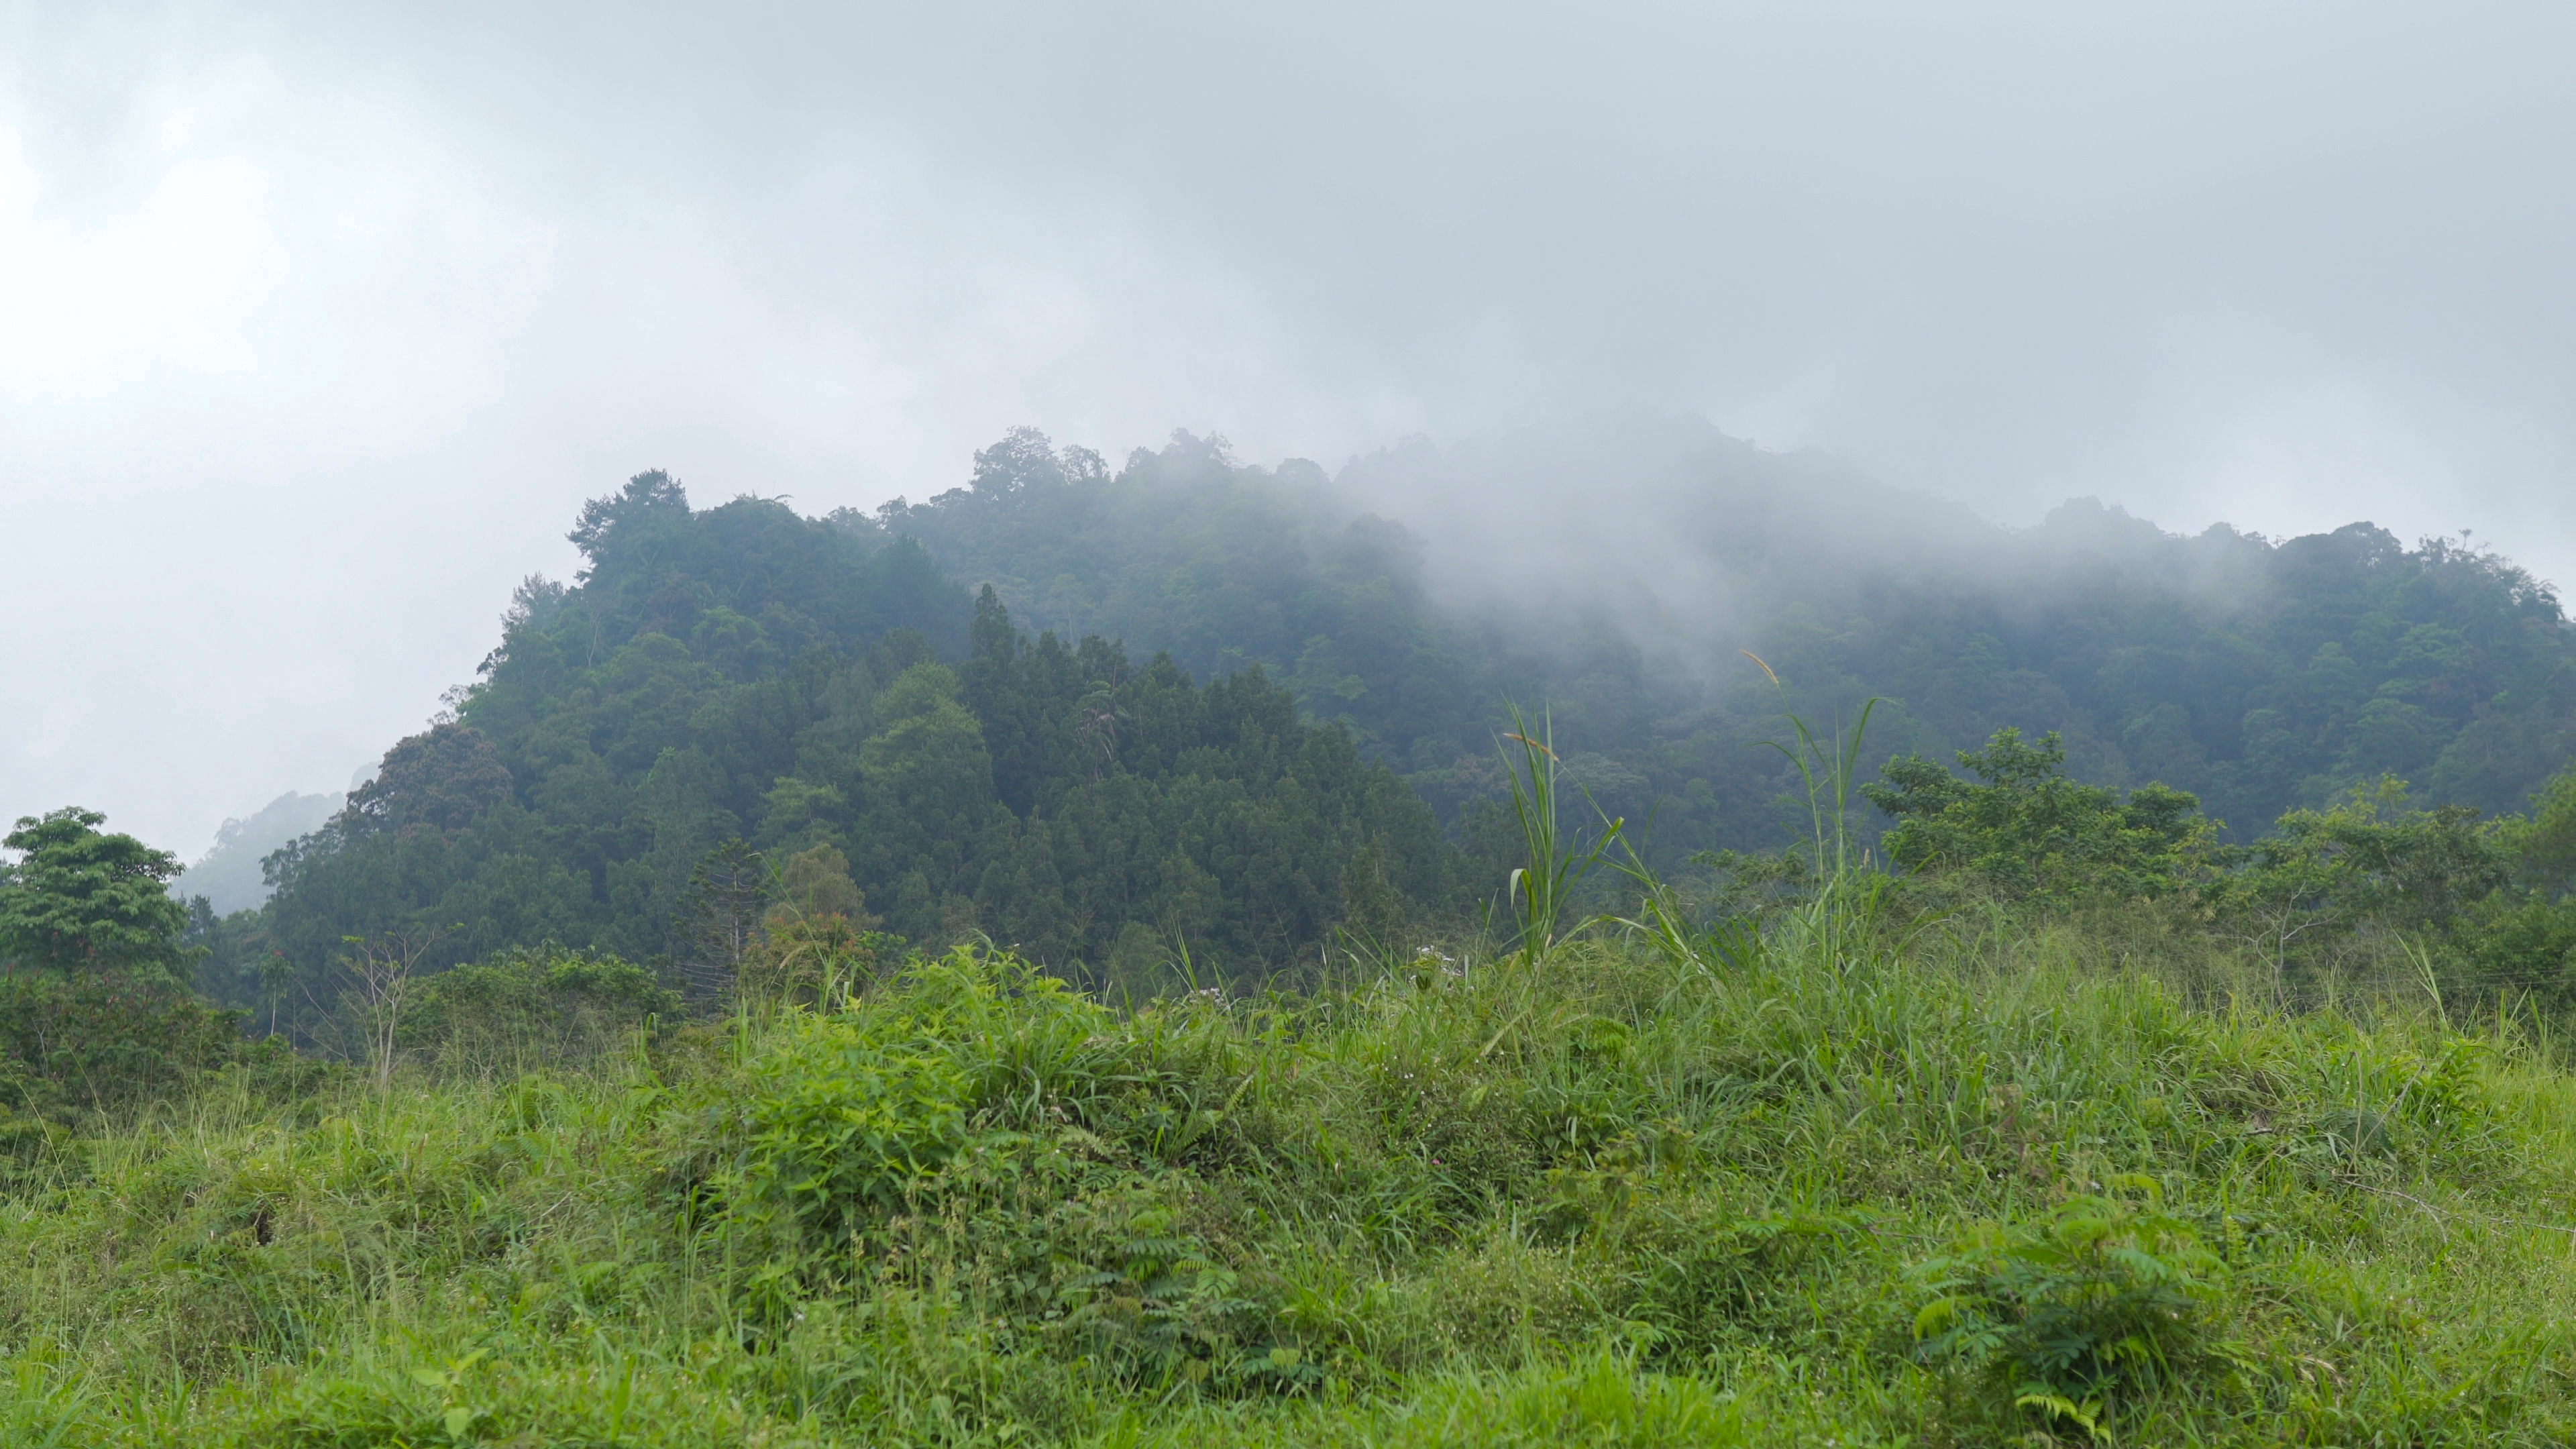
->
[[877, 423, 2571, 844], [8, 423, 2576, 1444], [152, 421, 2576, 1018]]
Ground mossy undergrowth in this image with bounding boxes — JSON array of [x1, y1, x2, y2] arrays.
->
[[7, 913, 2576, 1446]]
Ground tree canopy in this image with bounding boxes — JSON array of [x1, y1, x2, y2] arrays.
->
[[226, 472, 1456, 1010], [192, 428, 2576, 1018], [1861, 729, 2216, 901], [0, 807, 191, 977], [852, 426, 2575, 865]]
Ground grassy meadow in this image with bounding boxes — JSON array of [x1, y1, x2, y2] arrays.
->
[[7, 885, 2576, 1448]]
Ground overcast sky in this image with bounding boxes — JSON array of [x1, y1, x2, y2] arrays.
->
[[7, 0, 2575, 859]]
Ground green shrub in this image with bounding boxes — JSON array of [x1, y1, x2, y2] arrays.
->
[[730, 997, 977, 1244], [2456, 892, 2576, 1016], [0, 968, 248, 1118], [740, 916, 904, 1007], [1862, 727, 2218, 903], [692, 945, 1250, 1297], [1909, 1185, 2238, 1434], [400, 945, 679, 1071]]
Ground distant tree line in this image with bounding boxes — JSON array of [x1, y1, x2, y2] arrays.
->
[[869, 427, 2575, 861], [4, 425, 2557, 1074], [184, 466, 1454, 1028]]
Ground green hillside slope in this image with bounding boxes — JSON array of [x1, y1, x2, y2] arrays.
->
[[9, 419, 2576, 1440], [13, 910, 2576, 1444]]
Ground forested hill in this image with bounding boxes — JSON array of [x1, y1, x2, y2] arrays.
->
[[213, 425, 2575, 1005], [863, 422, 2575, 849], [242, 470, 1452, 1000]]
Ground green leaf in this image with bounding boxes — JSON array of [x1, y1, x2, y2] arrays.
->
[[2014, 1391, 2106, 1442], [1913, 1294, 1967, 1339]]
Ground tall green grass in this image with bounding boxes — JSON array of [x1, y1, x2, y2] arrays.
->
[[10, 680, 2573, 1443], [5, 896, 2576, 1444]]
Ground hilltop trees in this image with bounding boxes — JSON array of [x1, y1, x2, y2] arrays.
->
[[1857, 727, 2576, 1011], [197, 429, 2576, 1026], [867, 428, 2576, 864], [0, 807, 192, 977], [235, 471, 1460, 1018], [1862, 729, 2216, 902], [0, 808, 255, 1117]]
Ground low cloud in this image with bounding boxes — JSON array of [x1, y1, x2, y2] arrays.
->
[[0, 131, 286, 397], [7, 1, 2575, 855]]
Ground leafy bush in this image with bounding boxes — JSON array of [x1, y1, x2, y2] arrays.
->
[[730, 997, 977, 1242], [669, 944, 1305, 1396], [739, 916, 903, 1006], [0, 968, 248, 1118], [399, 945, 679, 1070], [1909, 1185, 2237, 1435], [698, 944, 1230, 1240], [2456, 892, 2576, 1014], [2219, 779, 2514, 938], [2503, 762, 2576, 898], [1862, 727, 2216, 902]]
